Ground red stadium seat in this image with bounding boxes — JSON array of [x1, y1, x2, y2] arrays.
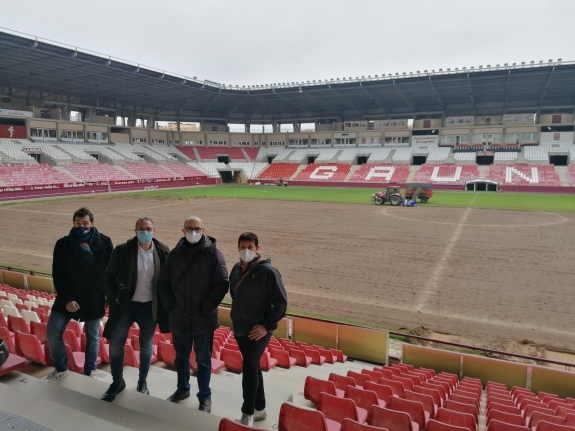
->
[[529, 412, 565, 429], [344, 385, 386, 418], [388, 396, 430, 431], [364, 381, 396, 404], [15, 332, 47, 365], [330, 348, 348, 363], [302, 347, 326, 365], [378, 377, 405, 398], [65, 343, 100, 373], [221, 348, 243, 372], [444, 400, 479, 422], [30, 321, 47, 344], [414, 385, 443, 408], [347, 371, 370, 388], [405, 390, 437, 418], [157, 341, 176, 365], [486, 410, 525, 427], [341, 418, 387, 431], [427, 419, 472, 431], [435, 408, 477, 431], [270, 349, 297, 369], [370, 406, 418, 431], [259, 351, 278, 371], [317, 392, 368, 425], [287, 347, 312, 367], [7, 315, 29, 334], [304, 376, 344, 404], [330, 373, 360, 392], [487, 420, 529, 431], [278, 402, 340, 431]]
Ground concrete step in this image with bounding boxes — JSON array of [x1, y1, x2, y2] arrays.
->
[[0, 381, 131, 431], [344, 164, 362, 181], [0, 370, 220, 431]]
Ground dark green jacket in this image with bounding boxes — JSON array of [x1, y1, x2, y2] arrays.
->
[[103, 237, 170, 339]]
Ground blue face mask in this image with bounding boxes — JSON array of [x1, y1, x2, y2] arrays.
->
[[136, 231, 153, 243], [74, 227, 90, 237]]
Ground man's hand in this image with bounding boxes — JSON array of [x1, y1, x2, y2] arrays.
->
[[248, 324, 268, 341], [65, 301, 80, 312]]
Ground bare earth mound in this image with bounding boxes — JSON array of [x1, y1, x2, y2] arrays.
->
[[1, 195, 574, 353]]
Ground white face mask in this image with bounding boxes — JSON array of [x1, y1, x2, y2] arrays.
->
[[239, 249, 257, 263], [185, 231, 202, 244]]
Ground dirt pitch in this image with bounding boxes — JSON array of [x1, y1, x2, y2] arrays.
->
[[1, 194, 575, 354]]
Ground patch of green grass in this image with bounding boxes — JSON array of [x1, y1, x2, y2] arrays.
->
[[112, 184, 575, 212]]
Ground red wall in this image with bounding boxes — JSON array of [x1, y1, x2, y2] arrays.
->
[[0, 125, 27, 139]]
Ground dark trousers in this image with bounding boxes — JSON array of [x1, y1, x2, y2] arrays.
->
[[235, 332, 271, 415], [172, 331, 214, 401]]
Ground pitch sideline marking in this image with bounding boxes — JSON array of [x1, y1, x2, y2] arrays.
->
[[414, 207, 471, 312], [0, 246, 52, 259], [381, 208, 568, 228], [469, 193, 479, 206], [0, 207, 69, 216], [287, 285, 573, 337]]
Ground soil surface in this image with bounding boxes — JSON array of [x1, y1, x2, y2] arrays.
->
[[1, 195, 574, 356]]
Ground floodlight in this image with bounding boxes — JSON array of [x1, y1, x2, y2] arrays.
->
[[487, 65, 491, 67], [548, 59, 553, 62], [496, 64, 500, 67], [479, 65, 483, 68], [417, 71, 420, 73], [463, 67, 466, 69], [558, 58, 562, 61], [447, 68, 451, 71], [504, 63, 508, 66], [424, 70, 427, 72], [439, 69, 443, 71], [530, 61, 534, 64], [521, 62, 525, 65]]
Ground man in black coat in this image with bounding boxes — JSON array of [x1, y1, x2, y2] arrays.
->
[[158, 216, 229, 412], [100, 216, 170, 402], [229, 232, 287, 426], [45, 207, 113, 382]]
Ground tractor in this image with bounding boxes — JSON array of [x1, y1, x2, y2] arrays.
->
[[371, 185, 403, 206], [371, 183, 433, 206]]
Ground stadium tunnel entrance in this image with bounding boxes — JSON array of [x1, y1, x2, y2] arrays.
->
[[476, 155, 494, 165], [466, 179, 498, 191], [219, 169, 246, 184]]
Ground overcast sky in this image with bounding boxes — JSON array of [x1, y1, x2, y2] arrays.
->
[[1, 0, 574, 87]]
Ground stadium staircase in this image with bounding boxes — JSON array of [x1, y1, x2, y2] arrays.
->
[[290, 164, 307, 180], [53, 166, 84, 182], [406, 165, 419, 183], [554, 166, 570, 186], [477, 166, 489, 180], [344, 165, 362, 182]]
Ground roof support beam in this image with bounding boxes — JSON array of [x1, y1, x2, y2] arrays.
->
[[539, 66, 555, 103], [392, 79, 415, 110], [427, 76, 444, 110], [329, 85, 361, 113], [466, 73, 475, 108]]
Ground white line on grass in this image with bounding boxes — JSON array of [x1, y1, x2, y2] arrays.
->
[[469, 193, 479, 206], [413, 207, 472, 312], [0, 247, 51, 259]]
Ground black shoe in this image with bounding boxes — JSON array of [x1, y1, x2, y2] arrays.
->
[[136, 380, 149, 395], [101, 380, 126, 402], [166, 389, 190, 403], [199, 398, 211, 413]]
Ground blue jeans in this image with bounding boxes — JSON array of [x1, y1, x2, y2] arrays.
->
[[172, 331, 213, 401], [109, 301, 156, 383], [46, 310, 101, 374]]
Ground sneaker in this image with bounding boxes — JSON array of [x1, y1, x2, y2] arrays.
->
[[253, 408, 267, 421], [44, 370, 68, 382], [236, 413, 253, 426], [85, 370, 100, 380]]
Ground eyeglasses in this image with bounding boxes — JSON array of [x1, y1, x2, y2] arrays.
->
[[184, 227, 203, 233]]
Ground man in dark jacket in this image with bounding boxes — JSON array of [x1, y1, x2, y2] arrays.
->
[[100, 216, 170, 402], [229, 232, 287, 426], [158, 216, 229, 412], [46, 207, 114, 382]]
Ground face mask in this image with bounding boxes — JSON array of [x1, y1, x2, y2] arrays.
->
[[137, 231, 153, 243], [186, 231, 202, 244], [74, 227, 90, 237], [239, 249, 257, 263]]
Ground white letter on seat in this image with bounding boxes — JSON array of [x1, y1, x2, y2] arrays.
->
[[365, 166, 396, 181], [506, 167, 539, 183], [310, 166, 337, 179], [430, 166, 462, 182]]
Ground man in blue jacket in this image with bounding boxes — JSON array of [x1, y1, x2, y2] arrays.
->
[[229, 232, 287, 426], [158, 216, 229, 413]]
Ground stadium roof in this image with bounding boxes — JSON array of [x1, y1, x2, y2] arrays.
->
[[1, 29, 574, 124]]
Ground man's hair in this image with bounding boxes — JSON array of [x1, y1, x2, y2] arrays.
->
[[238, 232, 258, 246], [135, 217, 154, 229], [73, 207, 94, 222]]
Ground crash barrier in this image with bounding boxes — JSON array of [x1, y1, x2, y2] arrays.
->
[[0, 270, 54, 293]]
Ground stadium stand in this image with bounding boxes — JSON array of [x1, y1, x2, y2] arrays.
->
[[143, 145, 182, 162], [30, 143, 73, 165], [568, 165, 575, 187], [427, 147, 451, 162], [288, 149, 314, 163], [494, 152, 518, 162], [392, 147, 414, 162], [56, 144, 103, 163], [242, 147, 260, 161], [64, 164, 136, 182], [191, 162, 227, 178], [163, 162, 209, 178], [0, 139, 37, 163], [257, 162, 300, 180], [108, 144, 145, 162], [121, 162, 178, 180], [196, 147, 246, 161], [314, 149, 340, 161], [349, 163, 411, 183], [454, 152, 477, 162], [175, 146, 197, 160], [271, 149, 293, 162], [0, 164, 78, 186], [228, 162, 269, 179], [413, 164, 479, 185], [337, 148, 360, 163], [294, 163, 351, 181], [367, 148, 392, 162], [487, 164, 561, 186]]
